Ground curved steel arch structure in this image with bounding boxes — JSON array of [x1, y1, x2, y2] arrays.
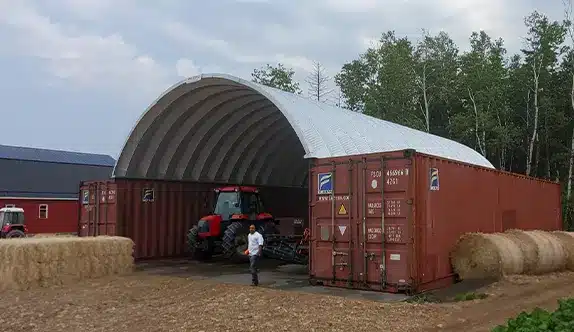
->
[[113, 73, 494, 187]]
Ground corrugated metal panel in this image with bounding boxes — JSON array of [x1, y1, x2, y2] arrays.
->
[[79, 179, 308, 260], [308, 150, 562, 294], [113, 73, 493, 188], [0, 159, 113, 199], [78, 181, 118, 237], [0, 144, 115, 166]]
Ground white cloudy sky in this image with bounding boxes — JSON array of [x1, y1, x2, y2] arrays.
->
[[0, 0, 564, 159]]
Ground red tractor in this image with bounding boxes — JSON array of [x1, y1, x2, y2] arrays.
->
[[0, 207, 27, 238], [187, 186, 279, 261]]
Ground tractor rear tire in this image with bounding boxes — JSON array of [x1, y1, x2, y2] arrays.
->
[[186, 226, 212, 261], [5, 230, 25, 238], [222, 222, 249, 262]]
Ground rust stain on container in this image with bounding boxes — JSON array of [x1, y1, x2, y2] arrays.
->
[[308, 149, 562, 294], [79, 179, 308, 260]]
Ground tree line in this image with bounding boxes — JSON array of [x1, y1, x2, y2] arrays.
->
[[250, 9, 574, 228]]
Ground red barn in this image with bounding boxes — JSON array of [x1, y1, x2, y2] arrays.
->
[[0, 144, 114, 235]]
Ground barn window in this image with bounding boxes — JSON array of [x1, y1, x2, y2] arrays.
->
[[39, 204, 48, 219], [4, 204, 15, 208]]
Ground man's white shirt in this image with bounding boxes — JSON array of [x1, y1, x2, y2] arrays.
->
[[247, 231, 264, 256]]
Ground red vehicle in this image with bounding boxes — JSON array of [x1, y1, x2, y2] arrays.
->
[[186, 186, 307, 263], [0, 207, 27, 238]]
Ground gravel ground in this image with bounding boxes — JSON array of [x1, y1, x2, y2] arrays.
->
[[3, 271, 574, 332], [0, 274, 445, 332]]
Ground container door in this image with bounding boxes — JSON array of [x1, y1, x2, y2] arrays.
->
[[309, 160, 358, 286], [79, 183, 97, 236], [360, 155, 415, 292], [79, 182, 117, 237]]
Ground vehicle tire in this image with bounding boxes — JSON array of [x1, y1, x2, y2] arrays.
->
[[222, 222, 249, 262], [5, 229, 25, 238], [186, 226, 212, 261]]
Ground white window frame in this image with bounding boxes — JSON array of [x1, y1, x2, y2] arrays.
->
[[4, 204, 15, 208], [39, 204, 48, 219]]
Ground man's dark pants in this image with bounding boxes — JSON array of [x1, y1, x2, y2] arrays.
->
[[249, 254, 259, 285]]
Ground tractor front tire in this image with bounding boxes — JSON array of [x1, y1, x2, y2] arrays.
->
[[186, 226, 212, 261], [5, 230, 25, 238], [222, 222, 249, 262]]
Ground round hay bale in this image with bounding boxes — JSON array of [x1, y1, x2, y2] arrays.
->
[[451, 232, 523, 280], [504, 229, 539, 274], [551, 231, 574, 270], [522, 230, 567, 274]]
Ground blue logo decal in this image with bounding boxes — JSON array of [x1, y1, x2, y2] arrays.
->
[[318, 172, 333, 194], [429, 168, 439, 191]]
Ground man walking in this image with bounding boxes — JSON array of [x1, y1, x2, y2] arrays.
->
[[247, 224, 264, 286]]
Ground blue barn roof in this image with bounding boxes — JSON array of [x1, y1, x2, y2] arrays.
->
[[0, 144, 116, 167], [0, 145, 116, 199]]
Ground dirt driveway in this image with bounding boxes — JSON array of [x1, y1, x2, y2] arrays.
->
[[1, 259, 573, 332]]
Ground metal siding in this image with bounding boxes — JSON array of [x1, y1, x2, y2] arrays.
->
[[309, 151, 416, 293], [113, 74, 493, 189], [0, 159, 113, 198], [0, 144, 115, 166], [0, 198, 78, 234], [497, 174, 562, 231], [79, 179, 307, 260], [78, 181, 118, 237], [309, 150, 562, 294]]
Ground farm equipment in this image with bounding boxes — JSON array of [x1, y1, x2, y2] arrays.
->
[[0, 207, 27, 238], [186, 186, 309, 264]]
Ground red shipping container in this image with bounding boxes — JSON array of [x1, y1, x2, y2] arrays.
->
[[308, 149, 562, 294], [78, 179, 308, 260]]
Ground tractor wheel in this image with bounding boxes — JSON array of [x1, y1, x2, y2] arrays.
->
[[221, 222, 249, 262], [5, 229, 25, 238], [186, 226, 212, 261]]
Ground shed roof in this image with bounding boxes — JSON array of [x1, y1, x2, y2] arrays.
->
[[113, 73, 493, 187], [0, 144, 116, 167]]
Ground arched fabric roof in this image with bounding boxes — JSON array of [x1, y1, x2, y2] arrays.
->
[[113, 73, 494, 187]]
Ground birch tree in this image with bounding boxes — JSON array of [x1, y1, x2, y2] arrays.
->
[[521, 11, 567, 176]]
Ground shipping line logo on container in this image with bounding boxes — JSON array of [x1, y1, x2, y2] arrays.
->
[[82, 190, 89, 204], [142, 188, 155, 202], [318, 172, 333, 194], [429, 168, 440, 191]]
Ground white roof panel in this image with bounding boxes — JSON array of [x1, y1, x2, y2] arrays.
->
[[113, 73, 493, 187]]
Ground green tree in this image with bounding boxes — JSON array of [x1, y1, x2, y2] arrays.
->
[[521, 11, 567, 176], [251, 63, 301, 94], [335, 31, 421, 129], [413, 30, 460, 134], [451, 31, 516, 166]]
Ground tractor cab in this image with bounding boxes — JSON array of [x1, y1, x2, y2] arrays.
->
[[196, 186, 273, 236], [212, 186, 268, 220], [0, 207, 27, 238]]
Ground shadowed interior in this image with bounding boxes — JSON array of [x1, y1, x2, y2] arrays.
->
[[113, 77, 308, 187]]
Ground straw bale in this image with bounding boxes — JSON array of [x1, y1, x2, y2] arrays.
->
[[451, 232, 523, 280], [0, 236, 134, 291], [504, 229, 539, 274], [520, 230, 567, 274], [550, 231, 574, 270]]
